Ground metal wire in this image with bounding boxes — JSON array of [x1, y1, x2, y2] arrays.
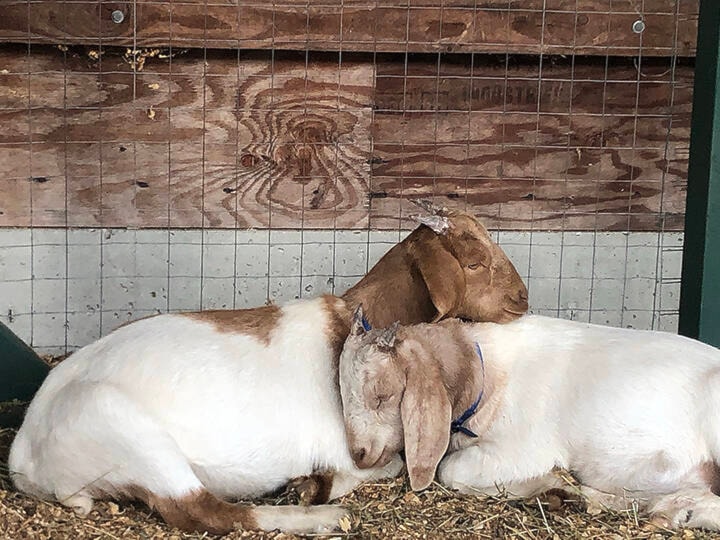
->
[[0, 1, 695, 353]]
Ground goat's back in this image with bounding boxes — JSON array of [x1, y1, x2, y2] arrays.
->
[[10, 296, 353, 501]]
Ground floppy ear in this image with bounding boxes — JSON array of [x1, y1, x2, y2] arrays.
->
[[414, 244, 466, 322], [400, 361, 452, 491]]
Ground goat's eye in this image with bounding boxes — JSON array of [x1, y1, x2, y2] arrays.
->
[[468, 260, 490, 270]]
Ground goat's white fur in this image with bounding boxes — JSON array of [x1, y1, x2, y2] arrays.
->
[[9, 298, 398, 533], [453, 317, 720, 499], [344, 315, 720, 530]]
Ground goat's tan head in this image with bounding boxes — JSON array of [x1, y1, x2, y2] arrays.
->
[[407, 202, 527, 324], [339, 306, 453, 491]]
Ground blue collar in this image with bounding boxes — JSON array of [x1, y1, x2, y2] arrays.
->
[[450, 342, 485, 438], [361, 315, 372, 331]]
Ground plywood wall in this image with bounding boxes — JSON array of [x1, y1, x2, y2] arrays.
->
[[0, 1, 696, 231]]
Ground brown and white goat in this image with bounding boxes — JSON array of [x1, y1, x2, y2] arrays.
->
[[340, 312, 720, 531], [9, 208, 527, 535]]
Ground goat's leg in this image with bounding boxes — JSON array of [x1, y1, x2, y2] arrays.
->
[[143, 488, 347, 535], [443, 470, 566, 498], [438, 445, 560, 497], [288, 455, 404, 504], [648, 488, 720, 530]]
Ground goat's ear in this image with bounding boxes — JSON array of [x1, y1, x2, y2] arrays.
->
[[400, 359, 452, 491], [350, 304, 368, 336], [415, 244, 466, 322]]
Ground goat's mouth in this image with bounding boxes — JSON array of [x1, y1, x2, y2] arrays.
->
[[374, 447, 398, 469], [500, 306, 527, 322], [352, 444, 395, 470]]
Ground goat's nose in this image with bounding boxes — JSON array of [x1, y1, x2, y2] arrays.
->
[[352, 447, 367, 465], [518, 289, 528, 302]]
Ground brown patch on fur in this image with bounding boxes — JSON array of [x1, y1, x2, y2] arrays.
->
[[124, 485, 258, 534], [182, 304, 281, 345], [699, 462, 720, 496], [322, 295, 352, 360], [288, 471, 335, 505]]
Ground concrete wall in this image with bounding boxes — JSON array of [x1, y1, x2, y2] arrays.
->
[[0, 228, 683, 356]]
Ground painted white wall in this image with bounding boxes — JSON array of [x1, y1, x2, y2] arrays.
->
[[0, 228, 683, 356]]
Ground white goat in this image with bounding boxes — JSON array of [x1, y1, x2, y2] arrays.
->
[[340, 312, 720, 530], [9, 209, 528, 535]]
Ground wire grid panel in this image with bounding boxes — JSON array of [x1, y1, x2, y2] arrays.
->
[[0, 1, 696, 355]]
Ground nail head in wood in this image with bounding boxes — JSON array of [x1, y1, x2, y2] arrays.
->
[[632, 20, 646, 34]]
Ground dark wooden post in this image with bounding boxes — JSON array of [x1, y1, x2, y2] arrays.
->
[[679, 0, 720, 347], [0, 321, 49, 403]]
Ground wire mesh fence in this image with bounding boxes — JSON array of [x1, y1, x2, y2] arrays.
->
[[0, 1, 697, 355]]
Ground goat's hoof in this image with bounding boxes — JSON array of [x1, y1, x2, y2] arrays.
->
[[540, 489, 567, 512], [287, 474, 333, 505], [649, 512, 679, 530], [61, 494, 94, 517]]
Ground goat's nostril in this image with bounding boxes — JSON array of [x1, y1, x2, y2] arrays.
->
[[353, 447, 367, 464], [519, 290, 528, 302]]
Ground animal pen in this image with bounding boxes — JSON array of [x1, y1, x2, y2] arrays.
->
[[0, 0, 718, 538]]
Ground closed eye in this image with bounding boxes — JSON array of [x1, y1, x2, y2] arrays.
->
[[468, 260, 490, 270]]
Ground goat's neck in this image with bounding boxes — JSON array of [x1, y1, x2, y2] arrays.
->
[[340, 228, 439, 328], [438, 323, 504, 443], [442, 328, 487, 421], [405, 322, 486, 421], [342, 276, 436, 329], [321, 295, 353, 361]]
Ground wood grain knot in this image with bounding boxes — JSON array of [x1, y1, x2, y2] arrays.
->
[[240, 154, 259, 168]]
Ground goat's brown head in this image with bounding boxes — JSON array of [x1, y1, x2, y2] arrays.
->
[[409, 204, 528, 324], [342, 202, 528, 327]]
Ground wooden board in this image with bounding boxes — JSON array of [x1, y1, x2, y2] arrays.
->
[[0, 47, 374, 228], [0, 46, 691, 230], [0, 1, 698, 57], [368, 54, 691, 230]]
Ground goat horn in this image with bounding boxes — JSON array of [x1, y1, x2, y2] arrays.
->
[[409, 198, 452, 217]]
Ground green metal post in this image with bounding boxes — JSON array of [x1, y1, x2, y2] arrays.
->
[[0, 321, 49, 403], [679, 0, 720, 347]]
